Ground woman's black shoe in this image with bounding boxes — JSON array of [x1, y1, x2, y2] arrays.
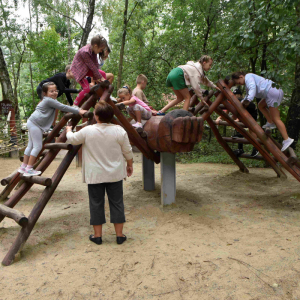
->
[[250, 148, 259, 157], [117, 235, 127, 245], [89, 235, 102, 245]]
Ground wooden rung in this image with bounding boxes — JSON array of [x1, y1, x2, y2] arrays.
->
[[1, 170, 18, 186], [240, 153, 265, 161], [223, 137, 252, 144], [44, 143, 73, 150], [0, 204, 28, 227], [213, 120, 247, 128], [43, 131, 61, 138], [20, 175, 52, 186]]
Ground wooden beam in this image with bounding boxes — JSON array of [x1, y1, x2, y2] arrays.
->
[[213, 120, 246, 128], [0, 204, 28, 227], [240, 153, 265, 161], [1, 170, 18, 186], [44, 143, 73, 150], [218, 79, 300, 181], [20, 175, 52, 187], [206, 117, 249, 173], [205, 98, 286, 178]]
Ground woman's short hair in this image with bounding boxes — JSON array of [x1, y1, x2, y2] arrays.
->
[[94, 100, 114, 123]]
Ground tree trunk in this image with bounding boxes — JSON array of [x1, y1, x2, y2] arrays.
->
[[117, 0, 128, 90], [286, 3, 300, 148], [0, 47, 14, 104], [28, 0, 36, 107], [67, 5, 72, 63], [78, 0, 96, 49]]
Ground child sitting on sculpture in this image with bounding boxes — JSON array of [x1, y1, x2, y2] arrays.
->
[[18, 82, 86, 176], [71, 34, 109, 107], [157, 55, 220, 115], [116, 85, 156, 129], [132, 74, 150, 105], [66, 101, 133, 245], [231, 71, 294, 151]]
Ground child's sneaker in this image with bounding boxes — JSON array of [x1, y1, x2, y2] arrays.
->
[[262, 122, 276, 129], [156, 111, 165, 116], [250, 148, 259, 157], [23, 168, 42, 177], [18, 167, 26, 174], [132, 122, 143, 129], [281, 138, 294, 152]]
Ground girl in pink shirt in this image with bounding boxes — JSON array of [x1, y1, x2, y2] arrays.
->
[[117, 85, 156, 129]]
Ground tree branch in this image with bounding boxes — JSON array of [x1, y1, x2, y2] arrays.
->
[[127, 1, 139, 23], [42, 3, 84, 30]]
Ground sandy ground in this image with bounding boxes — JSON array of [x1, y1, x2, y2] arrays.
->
[[1, 153, 300, 300]]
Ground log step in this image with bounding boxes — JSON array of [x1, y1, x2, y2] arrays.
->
[[1, 170, 18, 186], [44, 143, 73, 150], [0, 204, 28, 227], [240, 153, 265, 161], [223, 137, 263, 145], [20, 175, 52, 187], [213, 120, 247, 128]]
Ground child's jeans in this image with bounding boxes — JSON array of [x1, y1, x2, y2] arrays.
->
[[74, 70, 107, 106]]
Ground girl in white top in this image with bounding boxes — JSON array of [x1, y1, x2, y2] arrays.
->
[[232, 71, 294, 151], [157, 55, 220, 115], [66, 101, 133, 245]]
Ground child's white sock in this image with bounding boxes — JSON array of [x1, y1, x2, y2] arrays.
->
[[25, 165, 33, 170], [21, 163, 27, 169]]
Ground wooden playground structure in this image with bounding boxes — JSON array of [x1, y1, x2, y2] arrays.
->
[[1, 79, 300, 266]]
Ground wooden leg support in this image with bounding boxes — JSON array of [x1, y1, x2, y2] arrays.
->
[[2, 145, 81, 266], [206, 117, 249, 173]]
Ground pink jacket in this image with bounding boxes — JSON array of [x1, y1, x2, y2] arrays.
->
[[179, 61, 216, 100], [71, 45, 102, 82]]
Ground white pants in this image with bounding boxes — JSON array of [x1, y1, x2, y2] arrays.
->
[[24, 120, 43, 157]]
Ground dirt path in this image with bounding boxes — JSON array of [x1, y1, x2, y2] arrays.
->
[[1, 154, 300, 300]]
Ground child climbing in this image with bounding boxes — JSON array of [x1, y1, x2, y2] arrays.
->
[[71, 34, 109, 107], [66, 100, 133, 245], [231, 71, 294, 152], [18, 82, 86, 176], [36, 65, 80, 105], [157, 55, 220, 115], [36, 65, 81, 128], [116, 85, 156, 129]]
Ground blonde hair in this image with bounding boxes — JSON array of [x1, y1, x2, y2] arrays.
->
[[199, 55, 213, 64], [118, 85, 132, 96], [136, 74, 148, 84]]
